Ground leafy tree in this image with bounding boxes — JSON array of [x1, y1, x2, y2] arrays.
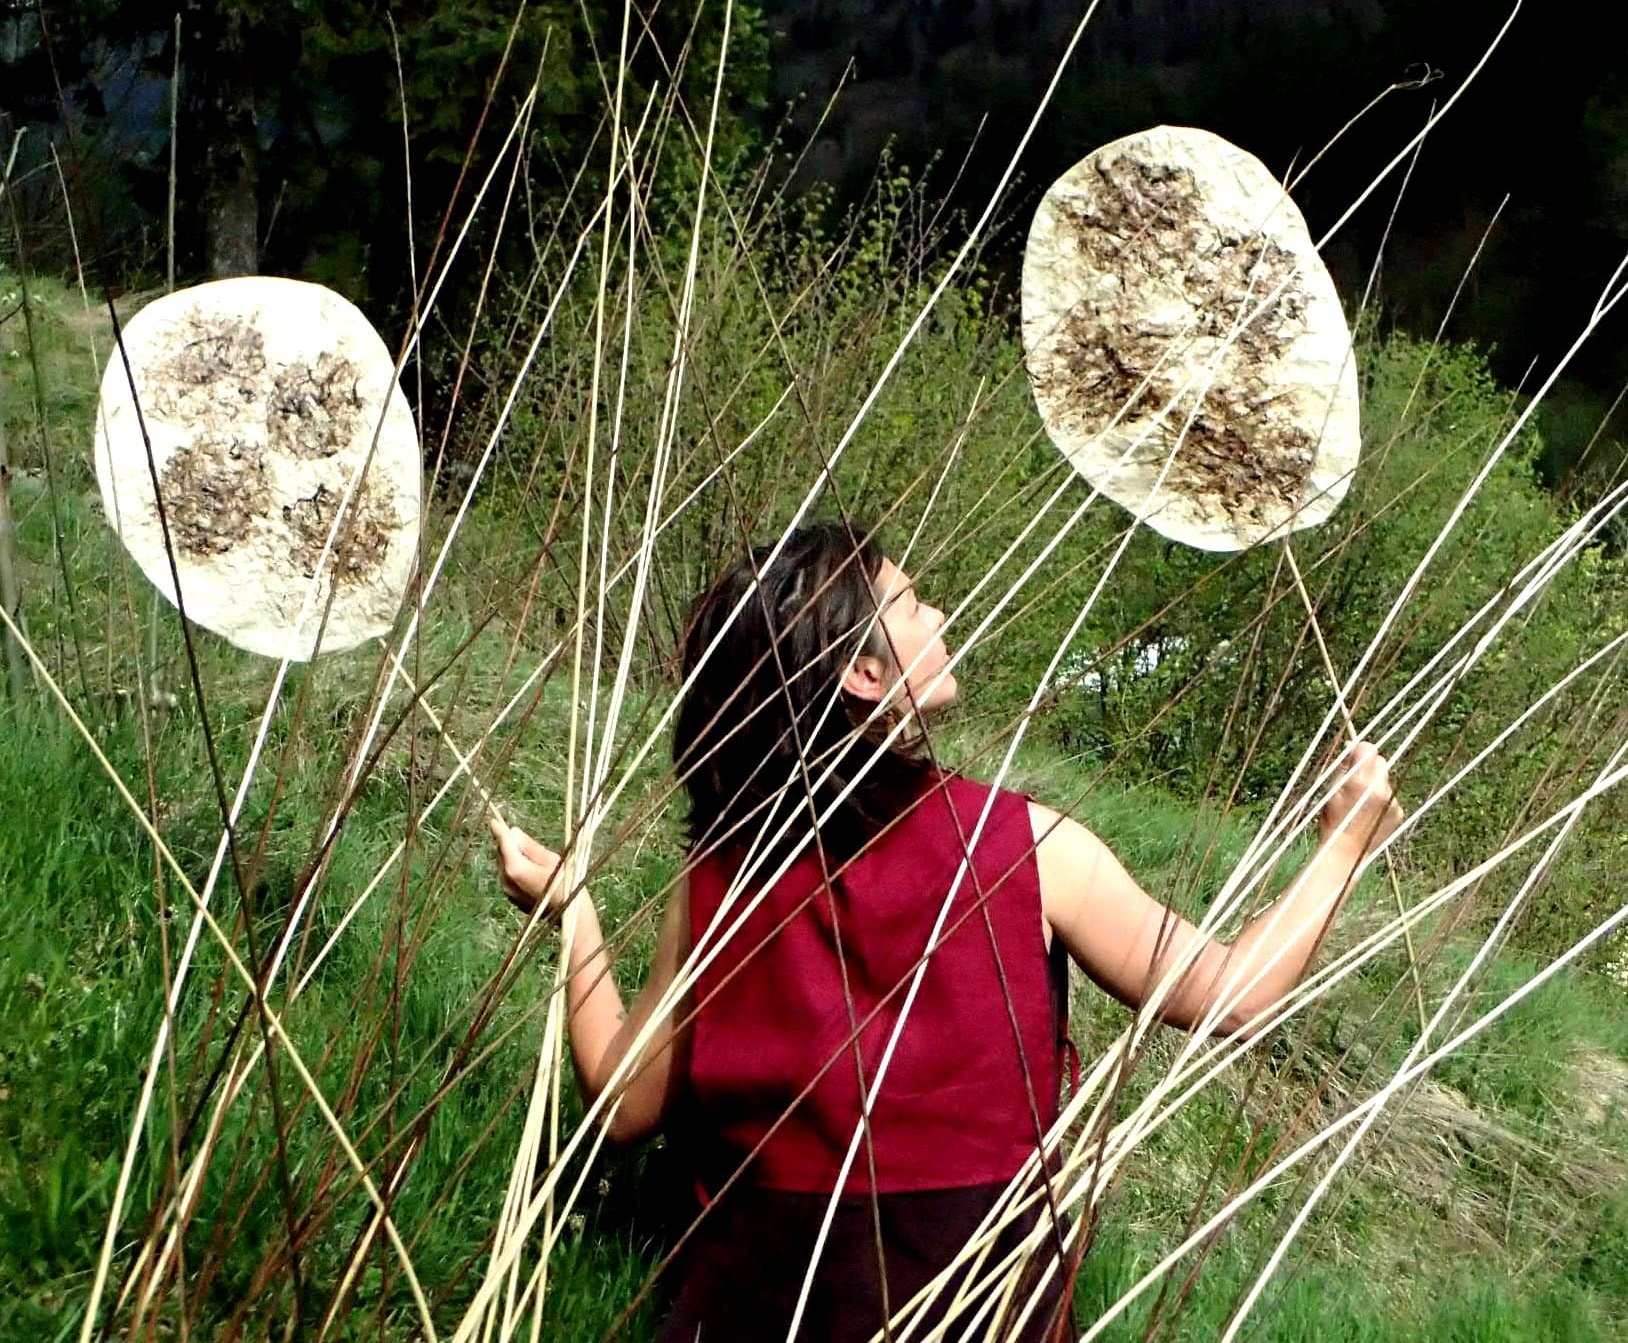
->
[[0, 0, 768, 308]]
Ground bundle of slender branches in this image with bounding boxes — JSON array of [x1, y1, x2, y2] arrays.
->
[[7, 2, 1628, 1340]]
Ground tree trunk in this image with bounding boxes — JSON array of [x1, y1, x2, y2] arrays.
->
[[197, 2, 260, 278], [0, 134, 24, 700], [0, 405, 29, 702]]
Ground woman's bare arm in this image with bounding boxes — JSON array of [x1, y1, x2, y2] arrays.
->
[[492, 822, 691, 1144], [1034, 744, 1401, 1036]]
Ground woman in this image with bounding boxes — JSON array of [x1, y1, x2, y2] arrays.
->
[[491, 523, 1401, 1342]]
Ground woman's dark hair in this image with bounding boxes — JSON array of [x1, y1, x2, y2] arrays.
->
[[673, 523, 932, 865]]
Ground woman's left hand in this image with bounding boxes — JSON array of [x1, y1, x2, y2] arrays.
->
[[490, 817, 567, 916]]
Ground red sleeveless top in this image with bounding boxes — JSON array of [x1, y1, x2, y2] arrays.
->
[[684, 773, 1063, 1196]]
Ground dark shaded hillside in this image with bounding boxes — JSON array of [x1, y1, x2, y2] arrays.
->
[[763, 0, 1628, 480], [4, 1, 1626, 479]]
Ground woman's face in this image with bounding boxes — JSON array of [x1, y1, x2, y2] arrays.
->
[[858, 557, 957, 712]]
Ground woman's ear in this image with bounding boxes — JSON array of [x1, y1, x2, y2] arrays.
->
[[842, 653, 889, 703]]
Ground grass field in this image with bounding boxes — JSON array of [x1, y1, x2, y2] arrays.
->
[[4, 661, 1627, 1338], [4, 255, 1628, 1339]]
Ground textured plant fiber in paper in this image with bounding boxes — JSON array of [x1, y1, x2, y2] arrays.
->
[[95, 277, 420, 660], [1022, 125, 1360, 552]]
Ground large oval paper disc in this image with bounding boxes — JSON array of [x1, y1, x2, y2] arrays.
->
[[1022, 125, 1359, 552], [94, 277, 421, 660]]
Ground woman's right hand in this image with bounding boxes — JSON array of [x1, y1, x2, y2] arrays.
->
[[1318, 742, 1403, 859], [490, 817, 567, 916]]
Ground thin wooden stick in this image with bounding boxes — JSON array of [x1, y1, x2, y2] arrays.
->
[[117, 644, 566, 1321], [1284, 541, 1430, 1035], [1216, 729, 1628, 1342], [376, 637, 505, 825], [854, 430, 1628, 1339], [33, 1, 1615, 1327], [167, 12, 180, 294], [876, 731, 1628, 1343], [81, 84, 551, 1342], [0, 601, 439, 1341]]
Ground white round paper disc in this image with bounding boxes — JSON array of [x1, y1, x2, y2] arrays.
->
[[94, 277, 421, 660], [1022, 125, 1360, 552]]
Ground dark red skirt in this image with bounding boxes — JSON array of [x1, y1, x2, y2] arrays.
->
[[655, 1182, 1071, 1343]]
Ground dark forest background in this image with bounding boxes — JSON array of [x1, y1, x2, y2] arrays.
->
[[3, 0, 1627, 483]]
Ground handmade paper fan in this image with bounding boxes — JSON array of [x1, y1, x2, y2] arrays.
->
[[94, 276, 421, 660], [1022, 125, 1359, 552]]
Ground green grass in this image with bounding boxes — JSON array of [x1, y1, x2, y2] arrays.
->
[[2, 242, 1627, 1336], [1423, 948, 1628, 1122], [5, 665, 1628, 1337], [0, 270, 108, 474], [1074, 1217, 1628, 1343]]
